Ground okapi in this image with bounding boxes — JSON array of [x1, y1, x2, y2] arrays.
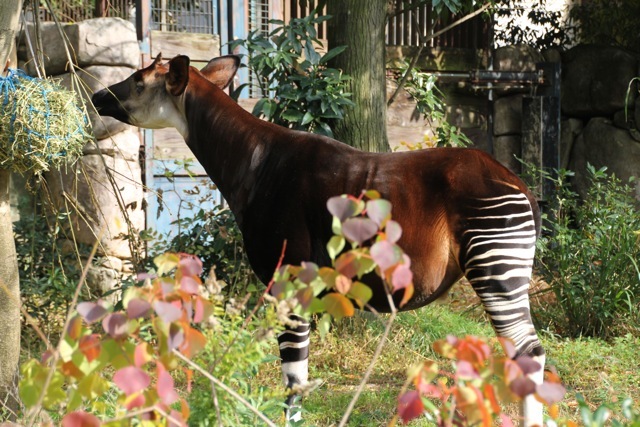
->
[[92, 54, 546, 426]]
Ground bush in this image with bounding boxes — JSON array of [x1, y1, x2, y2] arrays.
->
[[229, 9, 353, 137], [536, 165, 640, 339]]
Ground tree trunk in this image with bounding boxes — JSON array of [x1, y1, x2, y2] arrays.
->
[[326, 0, 390, 152], [0, 0, 23, 415]]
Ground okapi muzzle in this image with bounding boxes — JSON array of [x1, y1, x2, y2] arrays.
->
[[91, 79, 134, 125]]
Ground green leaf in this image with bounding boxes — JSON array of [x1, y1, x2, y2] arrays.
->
[[320, 45, 347, 64], [327, 235, 345, 260], [318, 313, 332, 338], [301, 111, 314, 126], [348, 282, 372, 309]]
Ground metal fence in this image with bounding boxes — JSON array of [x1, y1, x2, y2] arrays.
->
[[36, 0, 489, 49]]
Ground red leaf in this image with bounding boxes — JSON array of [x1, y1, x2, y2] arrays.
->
[[102, 313, 128, 339], [398, 390, 424, 424], [335, 252, 359, 278], [385, 220, 402, 243], [124, 392, 146, 410], [370, 240, 401, 272], [77, 301, 108, 324], [113, 366, 150, 395], [327, 196, 359, 221], [504, 359, 523, 383], [500, 413, 516, 427], [366, 199, 391, 226], [168, 323, 185, 350], [154, 300, 183, 323], [515, 355, 541, 375], [456, 360, 480, 380], [509, 376, 536, 398], [298, 261, 319, 284], [62, 411, 101, 427], [178, 255, 203, 277], [158, 369, 179, 405], [536, 382, 566, 405], [391, 263, 413, 291], [79, 334, 101, 362], [134, 342, 152, 368], [66, 315, 83, 340], [342, 217, 378, 245], [296, 287, 315, 309], [335, 274, 353, 294], [193, 297, 213, 323], [498, 337, 517, 359], [169, 409, 187, 427], [181, 327, 206, 358], [180, 276, 200, 295], [127, 298, 152, 319]]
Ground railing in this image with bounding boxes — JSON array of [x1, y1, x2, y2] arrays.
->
[[36, 0, 489, 50]]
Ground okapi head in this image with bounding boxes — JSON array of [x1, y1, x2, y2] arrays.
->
[[91, 53, 240, 136]]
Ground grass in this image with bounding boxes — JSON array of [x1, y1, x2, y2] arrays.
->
[[251, 281, 640, 426]]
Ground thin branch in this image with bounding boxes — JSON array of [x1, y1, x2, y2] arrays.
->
[[173, 350, 278, 427], [387, 3, 491, 106], [337, 284, 399, 427]]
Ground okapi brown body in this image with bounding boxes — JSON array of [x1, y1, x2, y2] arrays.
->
[[92, 54, 546, 426]]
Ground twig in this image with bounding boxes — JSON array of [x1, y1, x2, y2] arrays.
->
[[387, 3, 491, 106], [173, 350, 278, 427], [337, 284, 399, 427], [26, 237, 101, 427]]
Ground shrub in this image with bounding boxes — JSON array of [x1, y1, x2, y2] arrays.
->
[[229, 9, 353, 137], [18, 253, 285, 426], [536, 165, 640, 338]]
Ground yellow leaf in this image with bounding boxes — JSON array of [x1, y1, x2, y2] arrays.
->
[[154, 253, 180, 276], [322, 293, 355, 320]]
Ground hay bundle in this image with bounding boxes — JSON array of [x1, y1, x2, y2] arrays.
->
[[0, 69, 90, 175]]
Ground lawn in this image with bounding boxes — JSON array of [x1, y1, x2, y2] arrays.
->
[[253, 281, 640, 426]]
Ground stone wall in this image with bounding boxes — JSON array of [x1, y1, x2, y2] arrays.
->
[[16, 18, 144, 295], [389, 44, 640, 203]]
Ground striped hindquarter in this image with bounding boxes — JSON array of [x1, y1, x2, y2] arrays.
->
[[461, 192, 545, 426]]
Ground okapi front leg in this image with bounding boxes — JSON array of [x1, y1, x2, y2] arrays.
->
[[278, 313, 311, 422]]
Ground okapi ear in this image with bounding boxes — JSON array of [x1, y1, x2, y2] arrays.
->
[[200, 55, 240, 89], [166, 55, 190, 96]]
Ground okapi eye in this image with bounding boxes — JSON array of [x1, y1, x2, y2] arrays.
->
[[135, 83, 144, 94]]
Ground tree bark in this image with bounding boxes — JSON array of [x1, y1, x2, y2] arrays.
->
[[0, 0, 23, 415], [326, 0, 390, 152]]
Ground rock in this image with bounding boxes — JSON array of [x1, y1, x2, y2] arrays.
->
[[57, 65, 135, 140], [97, 255, 123, 272], [560, 118, 584, 169], [561, 45, 639, 117], [17, 18, 139, 75], [494, 44, 545, 72], [66, 18, 139, 68], [45, 154, 145, 259], [493, 95, 523, 136], [86, 265, 121, 300], [493, 135, 522, 173], [84, 129, 141, 162], [569, 117, 640, 202]]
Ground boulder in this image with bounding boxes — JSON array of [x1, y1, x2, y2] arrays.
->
[[569, 117, 640, 202], [17, 18, 138, 76], [493, 135, 521, 173], [493, 95, 523, 136], [561, 45, 639, 118], [83, 129, 141, 162], [46, 154, 145, 259], [494, 44, 545, 72], [57, 65, 134, 140]]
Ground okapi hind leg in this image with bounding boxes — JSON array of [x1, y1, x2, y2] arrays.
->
[[278, 313, 311, 422], [461, 193, 545, 427]]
